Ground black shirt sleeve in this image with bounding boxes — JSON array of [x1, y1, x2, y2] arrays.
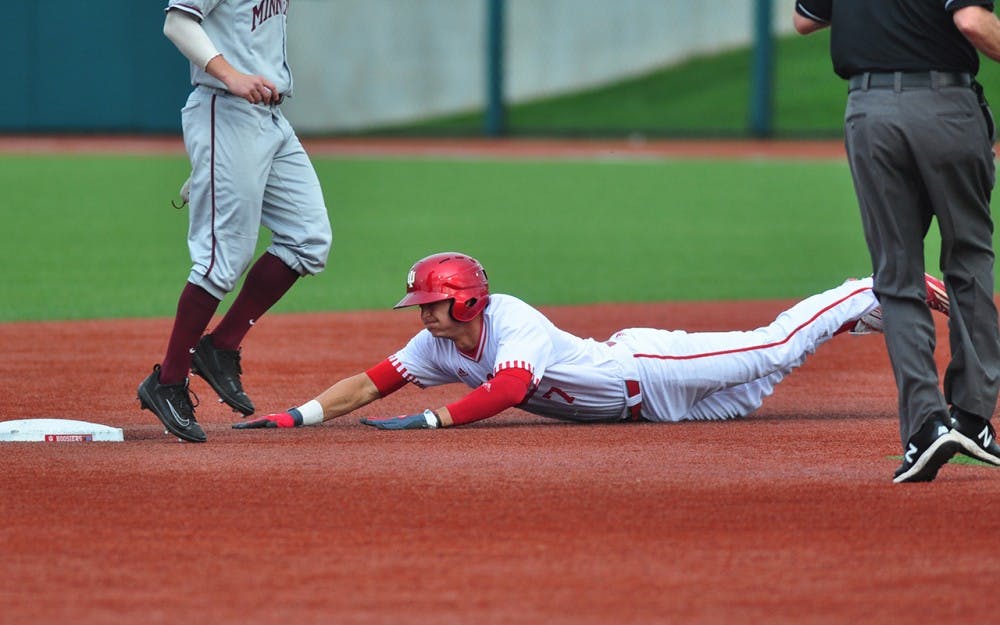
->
[[945, 0, 995, 12], [796, 0, 832, 24], [807, 0, 995, 79]]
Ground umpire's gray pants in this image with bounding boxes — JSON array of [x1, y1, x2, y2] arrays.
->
[[844, 80, 1000, 446]]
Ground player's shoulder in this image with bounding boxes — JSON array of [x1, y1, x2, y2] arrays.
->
[[166, 2, 203, 19], [484, 293, 551, 325], [486, 293, 521, 305], [485, 293, 537, 313]]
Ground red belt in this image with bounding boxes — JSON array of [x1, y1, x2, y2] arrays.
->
[[625, 380, 643, 421]]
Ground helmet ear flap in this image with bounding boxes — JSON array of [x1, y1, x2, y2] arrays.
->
[[450, 296, 484, 322]]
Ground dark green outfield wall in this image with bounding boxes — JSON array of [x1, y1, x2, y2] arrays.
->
[[4, 1, 189, 133]]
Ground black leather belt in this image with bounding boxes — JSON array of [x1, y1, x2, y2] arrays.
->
[[848, 71, 972, 91]]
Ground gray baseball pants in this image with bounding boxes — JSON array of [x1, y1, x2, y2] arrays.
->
[[844, 75, 1000, 446]]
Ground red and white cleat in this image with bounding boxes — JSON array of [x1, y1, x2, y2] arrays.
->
[[924, 273, 949, 316]]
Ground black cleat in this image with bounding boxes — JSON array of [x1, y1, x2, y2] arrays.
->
[[950, 409, 1000, 466], [190, 335, 255, 416], [137, 364, 206, 443], [893, 418, 960, 483]]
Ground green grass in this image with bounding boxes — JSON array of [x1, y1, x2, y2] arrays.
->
[[892, 454, 998, 469], [1, 152, 941, 323], [9, 33, 999, 323]]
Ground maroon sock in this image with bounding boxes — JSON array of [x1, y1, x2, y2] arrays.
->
[[159, 283, 221, 384], [210, 253, 299, 350]]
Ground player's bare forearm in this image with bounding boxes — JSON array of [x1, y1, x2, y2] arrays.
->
[[954, 6, 1000, 62], [313, 372, 384, 422], [793, 12, 827, 35], [435, 407, 455, 427], [205, 55, 280, 105], [233, 372, 380, 430]]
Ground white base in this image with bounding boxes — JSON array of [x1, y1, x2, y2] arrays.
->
[[0, 418, 124, 442]]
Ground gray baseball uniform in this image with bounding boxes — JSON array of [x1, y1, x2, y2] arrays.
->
[[166, 0, 331, 299], [795, 0, 1000, 447]]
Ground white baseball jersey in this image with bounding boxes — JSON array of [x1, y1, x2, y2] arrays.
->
[[391, 295, 634, 422], [167, 0, 292, 95], [389, 279, 880, 423]]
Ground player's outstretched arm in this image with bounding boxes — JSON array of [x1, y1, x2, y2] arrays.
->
[[234, 372, 382, 429], [360, 368, 533, 430]]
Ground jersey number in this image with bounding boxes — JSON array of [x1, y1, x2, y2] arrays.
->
[[541, 386, 575, 404]]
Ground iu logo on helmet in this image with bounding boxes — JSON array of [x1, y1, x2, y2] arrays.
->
[[407, 269, 417, 289]]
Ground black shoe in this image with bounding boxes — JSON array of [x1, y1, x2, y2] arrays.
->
[[190, 335, 255, 416], [949, 409, 1000, 466], [893, 418, 960, 483], [137, 364, 206, 443]]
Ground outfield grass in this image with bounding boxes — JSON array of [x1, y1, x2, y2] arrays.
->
[[1, 152, 950, 323], [9, 30, 997, 323]]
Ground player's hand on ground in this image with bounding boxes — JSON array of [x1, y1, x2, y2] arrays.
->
[[232, 411, 302, 429], [360, 411, 440, 430]]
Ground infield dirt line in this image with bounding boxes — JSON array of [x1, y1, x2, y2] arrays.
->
[[0, 134, 848, 161]]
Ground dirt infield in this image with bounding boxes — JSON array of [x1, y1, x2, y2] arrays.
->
[[2, 137, 998, 625], [0, 134, 848, 161], [3, 302, 997, 625]]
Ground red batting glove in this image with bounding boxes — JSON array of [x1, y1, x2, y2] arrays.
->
[[232, 409, 303, 429]]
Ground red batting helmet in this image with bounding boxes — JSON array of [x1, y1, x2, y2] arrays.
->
[[394, 252, 490, 322]]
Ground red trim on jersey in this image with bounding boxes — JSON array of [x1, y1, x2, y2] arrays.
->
[[633, 286, 871, 361], [458, 319, 488, 361], [496, 360, 535, 379], [446, 367, 533, 426], [386, 354, 423, 387], [365, 359, 408, 396]]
